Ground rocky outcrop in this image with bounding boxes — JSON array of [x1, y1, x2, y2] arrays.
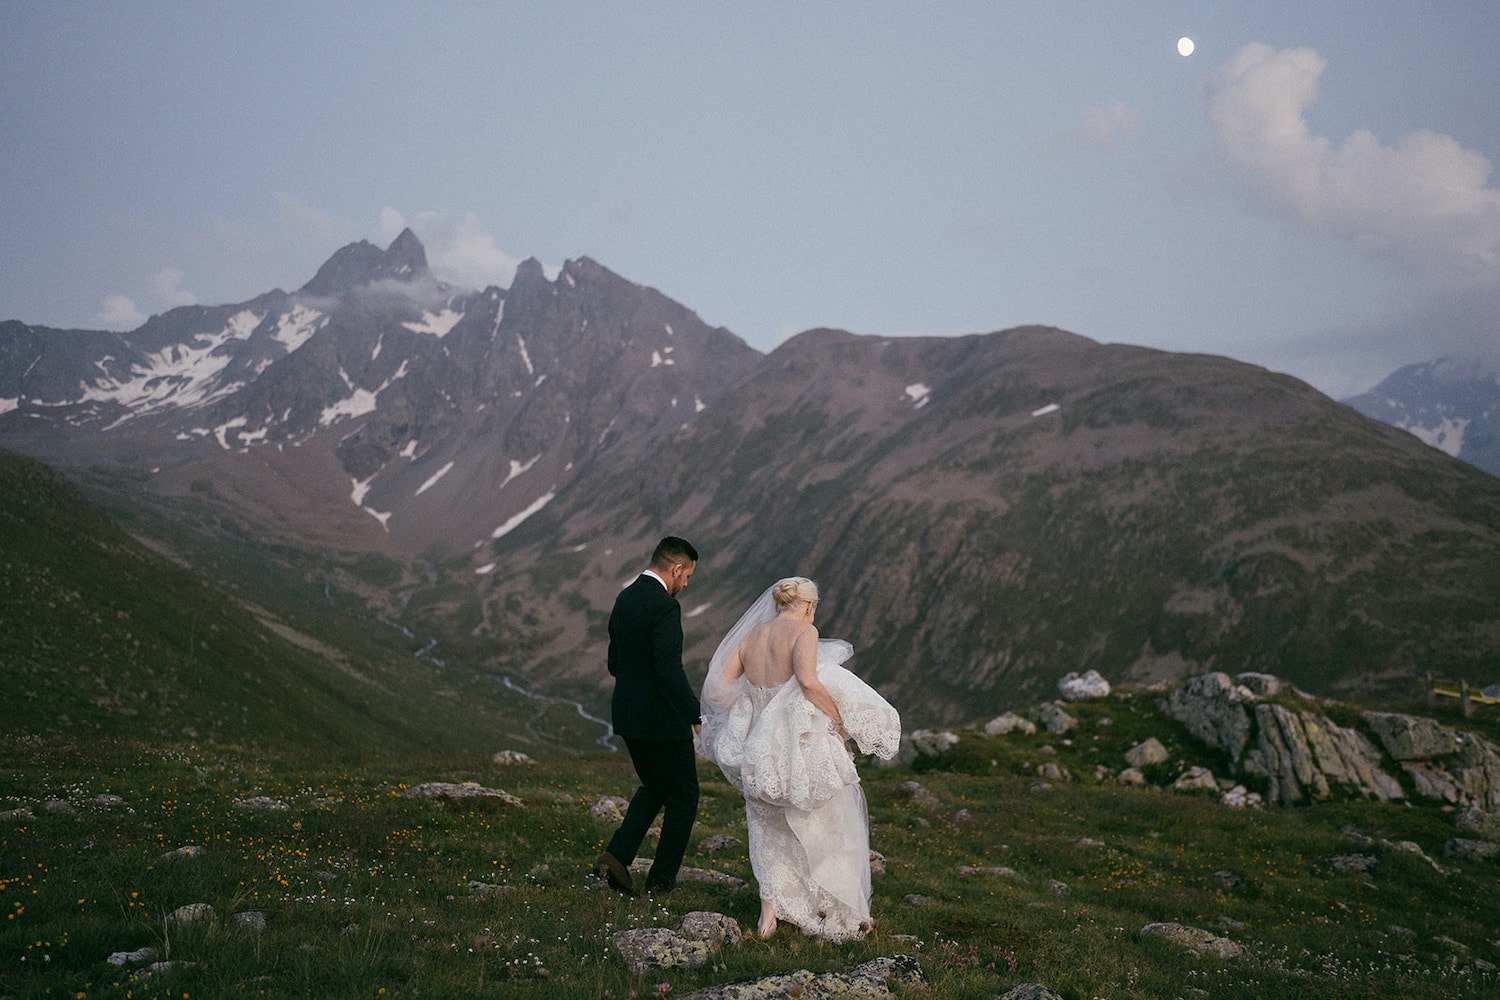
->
[[1162, 673, 1500, 816], [681, 954, 926, 1000], [1243, 703, 1403, 806], [612, 911, 743, 974], [1160, 673, 1254, 763]]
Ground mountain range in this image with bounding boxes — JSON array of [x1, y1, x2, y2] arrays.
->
[[3, 232, 1498, 727], [1343, 358, 1500, 480]]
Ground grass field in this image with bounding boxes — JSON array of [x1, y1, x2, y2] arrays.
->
[[4, 688, 1498, 1000]]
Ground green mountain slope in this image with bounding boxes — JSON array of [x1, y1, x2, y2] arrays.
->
[[0, 449, 591, 758]]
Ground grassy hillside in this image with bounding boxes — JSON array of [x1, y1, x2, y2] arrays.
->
[[0, 449, 598, 760], [2, 687, 1498, 999]]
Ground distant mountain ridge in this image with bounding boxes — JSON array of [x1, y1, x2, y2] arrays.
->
[[1343, 359, 1500, 479], [4, 233, 1499, 725]]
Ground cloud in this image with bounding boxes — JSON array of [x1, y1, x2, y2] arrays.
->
[[380, 208, 528, 290], [149, 268, 198, 308], [1048, 100, 1143, 154], [276, 191, 351, 248], [96, 294, 146, 330], [1207, 43, 1500, 287]]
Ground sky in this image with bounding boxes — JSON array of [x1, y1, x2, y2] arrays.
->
[[3, 2, 1498, 400]]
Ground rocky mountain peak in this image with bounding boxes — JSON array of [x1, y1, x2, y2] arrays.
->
[[298, 229, 433, 299]]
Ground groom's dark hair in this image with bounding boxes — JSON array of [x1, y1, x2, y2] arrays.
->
[[651, 536, 699, 568]]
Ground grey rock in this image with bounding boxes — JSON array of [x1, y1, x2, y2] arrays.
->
[[161, 845, 206, 860], [491, 750, 536, 765], [895, 780, 941, 809], [233, 911, 268, 932], [106, 946, 159, 966], [612, 911, 743, 975], [1037, 761, 1069, 782], [1219, 785, 1263, 810], [1000, 986, 1065, 1000], [1328, 854, 1379, 873], [1117, 767, 1147, 785], [681, 953, 925, 1000], [1234, 672, 1282, 697], [1058, 669, 1111, 701], [1444, 838, 1500, 861], [697, 833, 742, 854], [1362, 712, 1461, 761], [1140, 921, 1247, 959], [465, 880, 513, 898], [1173, 766, 1218, 792], [402, 781, 522, 806], [233, 796, 289, 811], [167, 903, 215, 924], [1161, 672, 1253, 763], [42, 798, 76, 815], [1027, 702, 1078, 735], [1124, 737, 1169, 768], [1457, 807, 1500, 843], [910, 729, 960, 756], [590, 794, 629, 822], [984, 712, 1037, 737]]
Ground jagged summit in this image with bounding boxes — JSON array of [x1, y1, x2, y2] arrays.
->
[[298, 228, 433, 298]]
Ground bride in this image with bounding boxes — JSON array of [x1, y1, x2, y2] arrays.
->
[[698, 577, 901, 941]]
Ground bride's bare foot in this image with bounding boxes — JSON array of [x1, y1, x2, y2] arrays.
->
[[857, 919, 874, 937], [757, 902, 777, 940]]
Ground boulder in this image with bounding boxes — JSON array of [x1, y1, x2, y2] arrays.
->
[[1027, 702, 1078, 735], [167, 903, 215, 925], [1000, 986, 1065, 1000], [1220, 785, 1262, 810], [1234, 672, 1283, 697], [1117, 767, 1147, 786], [895, 780, 942, 809], [590, 795, 629, 822], [1361, 712, 1461, 761], [1172, 766, 1219, 792], [1444, 838, 1500, 862], [491, 750, 536, 765], [1140, 922, 1247, 960], [233, 911, 268, 932], [681, 954, 925, 1000], [1160, 673, 1253, 763], [910, 729, 960, 756], [1124, 737, 1170, 768], [233, 796, 289, 811], [613, 912, 743, 975], [984, 712, 1037, 737], [697, 833, 742, 855], [1058, 669, 1111, 701], [402, 782, 522, 807]]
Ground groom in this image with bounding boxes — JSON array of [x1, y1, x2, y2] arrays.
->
[[594, 536, 702, 896]]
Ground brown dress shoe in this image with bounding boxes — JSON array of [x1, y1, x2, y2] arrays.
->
[[594, 851, 635, 896]]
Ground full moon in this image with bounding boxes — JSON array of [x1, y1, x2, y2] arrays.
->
[[1177, 36, 1195, 57]]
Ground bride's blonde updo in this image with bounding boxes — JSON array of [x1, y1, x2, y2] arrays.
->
[[771, 577, 819, 610]]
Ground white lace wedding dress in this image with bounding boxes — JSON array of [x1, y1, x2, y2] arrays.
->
[[699, 596, 902, 941]]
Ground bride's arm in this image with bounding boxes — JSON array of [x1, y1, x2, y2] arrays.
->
[[791, 626, 842, 731]]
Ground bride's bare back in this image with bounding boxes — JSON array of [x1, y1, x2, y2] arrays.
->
[[736, 618, 815, 688]]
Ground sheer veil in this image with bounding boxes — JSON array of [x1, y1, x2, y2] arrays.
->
[[696, 587, 775, 782]]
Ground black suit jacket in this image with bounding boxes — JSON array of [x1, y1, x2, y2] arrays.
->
[[608, 574, 701, 741]]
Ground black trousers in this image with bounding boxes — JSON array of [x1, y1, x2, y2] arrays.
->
[[607, 736, 700, 890]]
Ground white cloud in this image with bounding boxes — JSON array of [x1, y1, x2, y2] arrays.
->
[[1047, 100, 1143, 155], [150, 268, 198, 308], [1080, 101, 1142, 148], [380, 208, 527, 290], [275, 191, 350, 247], [96, 293, 146, 329], [1207, 43, 1500, 286]]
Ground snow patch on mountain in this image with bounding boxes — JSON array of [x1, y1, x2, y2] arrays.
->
[[402, 308, 464, 338], [319, 361, 410, 428], [0, 397, 19, 416], [77, 311, 269, 416], [490, 489, 555, 540], [501, 455, 541, 489], [1032, 403, 1060, 417], [416, 461, 455, 496], [1402, 416, 1469, 457], [905, 383, 930, 408], [274, 306, 326, 352]]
